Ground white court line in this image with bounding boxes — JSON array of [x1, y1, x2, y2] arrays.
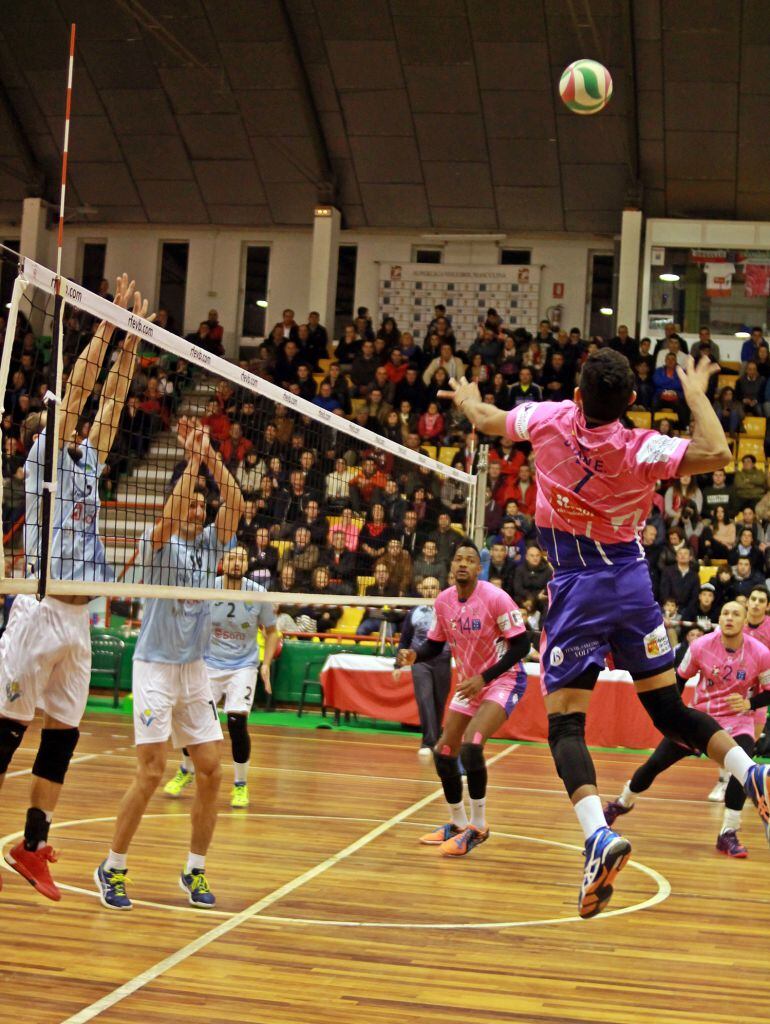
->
[[4, 752, 102, 780], [59, 743, 520, 1024]]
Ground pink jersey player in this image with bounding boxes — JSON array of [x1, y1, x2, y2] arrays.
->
[[679, 629, 770, 738], [428, 579, 527, 717]]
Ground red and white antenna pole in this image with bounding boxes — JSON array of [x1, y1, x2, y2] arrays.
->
[[55, 23, 77, 284]]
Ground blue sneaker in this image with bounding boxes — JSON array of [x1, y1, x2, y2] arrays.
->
[[94, 861, 132, 911], [579, 827, 632, 919], [744, 764, 770, 844], [179, 868, 216, 907]]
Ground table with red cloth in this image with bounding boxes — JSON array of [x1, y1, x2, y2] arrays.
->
[[319, 654, 695, 750]]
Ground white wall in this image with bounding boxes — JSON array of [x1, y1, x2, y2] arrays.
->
[[10, 214, 611, 356]]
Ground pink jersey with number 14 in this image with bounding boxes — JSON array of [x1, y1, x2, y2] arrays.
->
[[505, 402, 690, 545]]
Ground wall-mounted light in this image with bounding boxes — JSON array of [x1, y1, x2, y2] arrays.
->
[[599, 307, 614, 315], [735, 331, 750, 339], [314, 207, 333, 217], [659, 273, 680, 282], [256, 299, 268, 308]]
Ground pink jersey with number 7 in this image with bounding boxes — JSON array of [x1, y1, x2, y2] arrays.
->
[[505, 402, 690, 545]]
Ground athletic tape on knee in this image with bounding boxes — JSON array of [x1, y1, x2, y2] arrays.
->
[[0, 718, 27, 773], [226, 713, 251, 765], [638, 685, 721, 754], [547, 712, 597, 797], [459, 742, 487, 800], [32, 727, 79, 784]]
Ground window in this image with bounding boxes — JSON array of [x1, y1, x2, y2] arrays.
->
[[412, 246, 443, 264], [80, 242, 106, 294], [0, 240, 20, 316], [333, 245, 357, 339], [158, 242, 189, 335], [241, 245, 270, 338], [588, 253, 615, 338], [499, 248, 531, 266]]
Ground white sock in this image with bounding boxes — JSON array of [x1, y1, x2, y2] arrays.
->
[[719, 769, 729, 784], [618, 781, 637, 808], [469, 797, 486, 830], [448, 800, 469, 829], [721, 808, 742, 834], [185, 852, 205, 874], [723, 746, 754, 786], [574, 794, 607, 839], [233, 761, 248, 784], [181, 755, 195, 774], [106, 849, 127, 871]]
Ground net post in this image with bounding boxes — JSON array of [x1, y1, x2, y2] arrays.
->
[[0, 273, 26, 578], [471, 443, 489, 549]]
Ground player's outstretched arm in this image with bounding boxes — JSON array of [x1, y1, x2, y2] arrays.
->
[[437, 376, 509, 437], [260, 624, 279, 693], [199, 430, 246, 542], [90, 290, 153, 463], [59, 274, 134, 447], [148, 421, 202, 551], [676, 356, 732, 475]]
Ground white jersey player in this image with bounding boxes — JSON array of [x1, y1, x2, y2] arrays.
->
[[0, 275, 146, 903], [95, 418, 245, 911], [164, 545, 278, 808]]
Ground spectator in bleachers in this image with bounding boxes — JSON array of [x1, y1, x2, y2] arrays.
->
[[394, 365, 427, 412], [422, 341, 464, 387], [350, 456, 388, 509], [381, 477, 408, 526], [334, 506, 362, 550], [274, 468, 315, 526], [510, 463, 537, 517], [356, 562, 401, 637], [393, 507, 424, 558], [236, 499, 261, 549], [379, 537, 413, 595], [430, 511, 460, 565], [699, 505, 736, 562], [296, 566, 349, 633], [350, 340, 380, 395], [384, 347, 408, 386], [304, 311, 329, 367], [757, 344, 770, 378], [652, 353, 687, 425], [1, 463, 25, 533], [236, 449, 265, 496], [733, 454, 766, 508], [299, 498, 328, 545], [481, 540, 517, 592], [690, 584, 717, 632], [733, 554, 765, 598], [418, 401, 445, 443], [713, 385, 742, 434], [510, 366, 542, 405], [609, 324, 639, 365], [729, 527, 764, 573], [512, 544, 552, 613], [632, 360, 654, 409], [366, 385, 392, 426], [540, 351, 572, 402], [357, 502, 390, 572], [659, 546, 699, 612], [313, 380, 343, 414], [741, 326, 767, 364], [735, 361, 765, 417], [322, 528, 357, 585], [412, 538, 448, 589], [293, 363, 317, 401], [274, 339, 302, 387], [439, 457, 467, 522], [335, 324, 363, 368], [271, 308, 299, 343], [202, 398, 231, 447], [279, 525, 318, 590], [664, 475, 703, 526], [219, 422, 252, 470]]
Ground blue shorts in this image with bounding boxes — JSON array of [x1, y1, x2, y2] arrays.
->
[[539, 558, 674, 695]]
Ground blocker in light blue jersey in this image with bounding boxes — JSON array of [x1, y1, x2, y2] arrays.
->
[[134, 524, 233, 665], [205, 577, 277, 671], [24, 429, 111, 583]]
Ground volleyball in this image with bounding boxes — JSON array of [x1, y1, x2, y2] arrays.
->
[[559, 59, 613, 115]]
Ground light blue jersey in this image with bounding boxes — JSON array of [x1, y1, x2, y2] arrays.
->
[[134, 524, 233, 664], [205, 577, 276, 671], [24, 430, 110, 582]]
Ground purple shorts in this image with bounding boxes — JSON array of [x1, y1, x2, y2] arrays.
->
[[539, 559, 674, 695]]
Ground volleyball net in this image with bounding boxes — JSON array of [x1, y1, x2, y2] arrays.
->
[[0, 253, 478, 611]]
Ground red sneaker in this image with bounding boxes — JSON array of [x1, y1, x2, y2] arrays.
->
[[5, 841, 61, 901]]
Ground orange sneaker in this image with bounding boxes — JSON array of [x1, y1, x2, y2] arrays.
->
[[419, 822, 463, 845], [439, 824, 490, 857], [5, 841, 61, 901]]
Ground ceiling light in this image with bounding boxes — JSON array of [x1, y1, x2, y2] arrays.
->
[[735, 331, 750, 339], [256, 299, 268, 308], [599, 307, 613, 315], [659, 272, 680, 282], [5, 302, 11, 309]]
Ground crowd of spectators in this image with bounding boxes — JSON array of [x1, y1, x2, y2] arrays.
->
[[5, 286, 770, 648]]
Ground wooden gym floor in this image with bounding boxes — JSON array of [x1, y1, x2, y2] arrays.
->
[[0, 714, 767, 1024]]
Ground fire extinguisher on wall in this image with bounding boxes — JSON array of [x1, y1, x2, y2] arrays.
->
[[546, 304, 563, 328]]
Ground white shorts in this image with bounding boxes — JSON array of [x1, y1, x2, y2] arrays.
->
[[207, 664, 258, 715], [0, 595, 91, 728], [132, 659, 224, 748]]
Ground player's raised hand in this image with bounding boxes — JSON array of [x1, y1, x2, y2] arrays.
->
[[437, 375, 483, 408], [677, 355, 720, 398], [112, 273, 136, 311]]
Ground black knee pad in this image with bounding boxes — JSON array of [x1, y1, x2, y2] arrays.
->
[[32, 727, 80, 784], [0, 718, 27, 773], [637, 685, 721, 754], [459, 742, 486, 774], [547, 712, 597, 797], [432, 749, 461, 781], [226, 713, 251, 764]]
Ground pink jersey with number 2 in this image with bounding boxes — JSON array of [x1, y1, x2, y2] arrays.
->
[[505, 402, 690, 545], [428, 579, 526, 683], [678, 629, 770, 737]]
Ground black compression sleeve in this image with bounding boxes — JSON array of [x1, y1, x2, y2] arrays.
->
[[675, 672, 687, 695], [414, 638, 446, 662], [480, 633, 530, 685], [749, 691, 770, 710]]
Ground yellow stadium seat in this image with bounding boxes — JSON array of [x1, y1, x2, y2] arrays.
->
[[717, 373, 739, 391], [626, 410, 652, 429], [318, 358, 332, 372], [699, 565, 718, 585], [351, 398, 367, 414], [450, 522, 465, 535], [439, 445, 460, 466], [653, 410, 679, 424], [737, 437, 765, 463], [313, 372, 325, 385], [356, 575, 374, 597], [421, 444, 438, 460], [271, 539, 293, 558], [721, 361, 741, 373], [743, 416, 767, 438], [724, 461, 735, 474], [329, 606, 365, 634]]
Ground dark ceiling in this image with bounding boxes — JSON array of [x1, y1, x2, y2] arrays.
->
[[0, 0, 764, 233]]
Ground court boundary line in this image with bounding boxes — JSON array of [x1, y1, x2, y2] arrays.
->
[[4, 752, 102, 780], [57, 743, 519, 1024]]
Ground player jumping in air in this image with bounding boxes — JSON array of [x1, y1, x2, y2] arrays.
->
[[441, 350, 770, 917], [398, 542, 530, 857], [0, 276, 147, 900], [604, 601, 770, 857], [163, 544, 278, 808]]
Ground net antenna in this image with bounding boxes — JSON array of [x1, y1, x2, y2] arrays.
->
[[39, 22, 77, 602]]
